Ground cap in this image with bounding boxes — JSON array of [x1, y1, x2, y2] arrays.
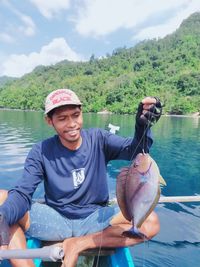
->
[[44, 88, 82, 114]]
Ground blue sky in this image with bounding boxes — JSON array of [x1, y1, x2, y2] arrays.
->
[[0, 0, 199, 78]]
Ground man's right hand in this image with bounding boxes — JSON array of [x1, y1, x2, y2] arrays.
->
[[0, 212, 10, 247], [136, 97, 162, 128]]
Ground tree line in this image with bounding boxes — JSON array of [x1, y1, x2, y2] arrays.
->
[[0, 12, 200, 115]]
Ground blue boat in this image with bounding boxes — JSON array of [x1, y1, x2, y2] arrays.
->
[[0, 238, 42, 267], [92, 247, 135, 267], [0, 237, 135, 267]]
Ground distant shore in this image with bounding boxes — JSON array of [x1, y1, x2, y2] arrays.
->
[[163, 112, 200, 118], [97, 109, 200, 117], [0, 107, 199, 117]]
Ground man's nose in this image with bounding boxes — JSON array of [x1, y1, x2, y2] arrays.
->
[[67, 117, 76, 127]]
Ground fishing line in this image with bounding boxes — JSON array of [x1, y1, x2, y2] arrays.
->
[[128, 103, 153, 267], [141, 105, 153, 267], [141, 238, 149, 267], [143, 105, 155, 152], [130, 120, 151, 162], [94, 123, 119, 267], [95, 101, 154, 266], [94, 207, 106, 267]]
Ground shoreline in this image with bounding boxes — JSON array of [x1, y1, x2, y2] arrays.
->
[[0, 108, 199, 118], [97, 111, 200, 118], [163, 113, 200, 118]]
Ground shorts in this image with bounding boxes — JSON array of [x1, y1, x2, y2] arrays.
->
[[25, 202, 120, 241]]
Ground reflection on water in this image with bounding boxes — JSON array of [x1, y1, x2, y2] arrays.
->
[[0, 110, 200, 267]]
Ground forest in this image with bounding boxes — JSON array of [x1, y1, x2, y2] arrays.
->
[[0, 12, 200, 115]]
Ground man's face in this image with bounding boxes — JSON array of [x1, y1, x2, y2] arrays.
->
[[46, 105, 83, 149]]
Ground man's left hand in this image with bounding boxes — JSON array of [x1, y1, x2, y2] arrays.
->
[[136, 97, 162, 127]]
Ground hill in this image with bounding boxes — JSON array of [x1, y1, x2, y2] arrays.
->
[[0, 12, 200, 114], [0, 76, 17, 87]]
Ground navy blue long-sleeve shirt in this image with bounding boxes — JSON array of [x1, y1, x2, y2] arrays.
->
[[0, 126, 153, 225]]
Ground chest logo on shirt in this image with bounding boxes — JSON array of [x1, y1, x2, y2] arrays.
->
[[71, 168, 85, 189]]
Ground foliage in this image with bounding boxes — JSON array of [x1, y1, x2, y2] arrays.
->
[[0, 76, 17, 87], [0, 13, 200, 115]]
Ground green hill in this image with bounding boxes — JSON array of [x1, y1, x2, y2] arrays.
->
[[0, 76, 17, 87], [0, 12, 200, 114]]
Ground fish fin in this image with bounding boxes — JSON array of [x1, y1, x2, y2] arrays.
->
[[159, 174, 167, 186], [122, 226, 147, 239]]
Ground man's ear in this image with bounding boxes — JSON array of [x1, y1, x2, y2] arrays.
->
[[45, 116, 53, 126]]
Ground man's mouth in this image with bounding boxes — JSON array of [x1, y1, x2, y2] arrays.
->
[[65, 129, 79, 136]]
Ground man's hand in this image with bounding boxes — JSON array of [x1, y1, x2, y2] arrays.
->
[[0, 212, 10, 248], [136, 97, 162, 127]]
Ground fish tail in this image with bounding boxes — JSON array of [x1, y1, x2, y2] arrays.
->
[[122, 226, 147, 239]]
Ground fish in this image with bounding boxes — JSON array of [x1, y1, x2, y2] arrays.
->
[[116, 153, 166, 238]]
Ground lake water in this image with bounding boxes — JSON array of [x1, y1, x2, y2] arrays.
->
[[0, 110, 200, 267]]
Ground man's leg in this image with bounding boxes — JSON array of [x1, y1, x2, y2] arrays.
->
[[0, 190, 34, 267], [61, 211, 160, 267]]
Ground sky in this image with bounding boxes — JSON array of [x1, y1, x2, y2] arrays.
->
[[0, 0, 200, 78]]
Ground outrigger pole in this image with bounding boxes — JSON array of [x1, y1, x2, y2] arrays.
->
[[159, 195, 200, 203], [110, 195, 200, 204], [0, 245, 64, 261]]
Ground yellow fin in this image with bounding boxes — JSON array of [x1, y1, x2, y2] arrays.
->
[[159, 175, 167, 186]]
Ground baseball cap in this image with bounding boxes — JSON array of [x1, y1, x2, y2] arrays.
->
[[44, 88, 82, 114]]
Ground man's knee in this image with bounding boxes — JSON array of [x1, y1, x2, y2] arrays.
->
[[19, 212, 30, 232], [0, 189, 30, 232], [0, 189, 8, 205], [141, 211, 160, 239]]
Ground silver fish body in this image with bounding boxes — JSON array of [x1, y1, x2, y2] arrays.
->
[[116, 153, 163, 237]]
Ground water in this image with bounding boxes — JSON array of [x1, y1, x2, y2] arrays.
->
[[0, 110, 200, 267]]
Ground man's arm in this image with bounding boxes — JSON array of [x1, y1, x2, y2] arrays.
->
[[0, 143, 44, 245], [103, 97, 162, 161], [0, 190, 32, 226], [134, 96, 162, 153]]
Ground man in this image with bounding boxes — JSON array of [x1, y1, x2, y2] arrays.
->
[[0, 88, 162, 267]]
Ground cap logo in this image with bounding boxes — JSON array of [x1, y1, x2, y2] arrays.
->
[[52, 95, 72, 105]]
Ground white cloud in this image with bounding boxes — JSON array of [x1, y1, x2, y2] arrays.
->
[[1, 0, 36, 37], [74, 0, 199, 39], [30, 0, 71, 19], [1, 38, 84, 77], [0, 33, 15, 43], [135, 0, 200, 40], [19, 14, 36, 36]]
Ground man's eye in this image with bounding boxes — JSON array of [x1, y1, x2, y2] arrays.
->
[[58, 117, 65, 121], [73, 114, 80, 118]]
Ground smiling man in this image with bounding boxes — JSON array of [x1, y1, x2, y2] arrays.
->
[[0, 88, 162, 267], [45, 90, 83, 150]]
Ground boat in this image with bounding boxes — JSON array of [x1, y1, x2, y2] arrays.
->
[[93, 247, 135, 267], [0, 238, 42, 267], [0, 237, 135, 267], [1, 196, 199, 266]]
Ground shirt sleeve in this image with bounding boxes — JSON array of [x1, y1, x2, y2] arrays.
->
[[134, 123, 153, 153], [0, 143, 44, 226]]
